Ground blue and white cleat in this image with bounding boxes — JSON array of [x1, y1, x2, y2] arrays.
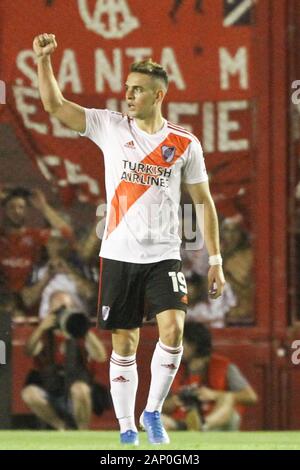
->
[[139, 410, 170, 445], [120, 430, 139, 446]]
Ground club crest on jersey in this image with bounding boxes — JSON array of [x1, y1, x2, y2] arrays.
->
[[161, 145, 176, 162]]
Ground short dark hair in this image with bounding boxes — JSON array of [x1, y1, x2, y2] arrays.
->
[[183, 322, 213, 357], [130, 58, 169, 88], [1, 187, 32, 207]]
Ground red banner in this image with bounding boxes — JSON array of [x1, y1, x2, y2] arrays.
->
[[0, 0, 256, 216]]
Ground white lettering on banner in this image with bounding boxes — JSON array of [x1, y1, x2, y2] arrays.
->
[[37, 155, 100, 196], [50, 115, 78, 138], [291, 80, 300, 106], [13, 83, 78, 138], [57, 50, 83, 93], [95, 49, 122, 93], [13, 84, 48, 134], [0, 80, 6, 104], [218, 100, 249, 151], [168, 103, 199, 132], [16, 47, 185, 93], [14, 49, 249, 153], [169, 100, 249, 153], [126, 48, 152, 62], [219, 47, 249, 90], [291, 340, 300, 365], [106, 98, 250, 153], [161, 48, 186, 90], [78, 0, 140, 39], [64, 159, 99, 195], [96, 48, 185, 92], [12, 81, 250, 153], [202, 102, 215, 153], [105, 98, 122, 112], [16, 50, 38, 87], [37, 155, 61, 181]]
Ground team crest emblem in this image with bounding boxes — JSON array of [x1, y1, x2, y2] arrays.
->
[[102, 305, 110, 321], [78, 0, 140, 39], [161, 145, 176, 162]]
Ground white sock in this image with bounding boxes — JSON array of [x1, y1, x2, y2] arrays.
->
[[145, 339, 183, 413], [110, 351, 138, 433]]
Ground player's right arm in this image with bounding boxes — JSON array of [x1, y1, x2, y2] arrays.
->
[[33, 33, 86, 133]]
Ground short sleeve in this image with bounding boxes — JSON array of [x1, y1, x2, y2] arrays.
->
[[226, 364, 250, 391], [79, 108, 111, 149], [182, 139, 208, 184]]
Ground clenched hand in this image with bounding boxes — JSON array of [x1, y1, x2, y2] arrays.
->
[[33, 33, 57, 58]]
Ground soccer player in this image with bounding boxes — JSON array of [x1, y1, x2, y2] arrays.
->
[[33, 33, 225, 445]]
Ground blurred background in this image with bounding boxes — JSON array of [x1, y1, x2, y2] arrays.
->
[[0, 0, 299, 432]]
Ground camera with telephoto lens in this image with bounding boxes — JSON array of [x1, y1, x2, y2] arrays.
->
[[178, 386, 200, 407], [53, 305, 90, 338]]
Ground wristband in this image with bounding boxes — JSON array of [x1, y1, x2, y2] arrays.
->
[[209, 254, 223, 266]]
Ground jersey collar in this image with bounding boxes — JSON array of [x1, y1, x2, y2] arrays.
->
[[132, 118, 168, 139]]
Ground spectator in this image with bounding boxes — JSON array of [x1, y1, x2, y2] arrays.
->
[[186, 273, 236, 328], [0, 187, 73, 314], [221, 214, 254, 325], [21, 232, 96, 318], [162, 322, 257, 431], [22, 291, 111, 430]]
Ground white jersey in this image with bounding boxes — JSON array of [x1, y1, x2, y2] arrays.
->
[[80, 109, 208, 264]]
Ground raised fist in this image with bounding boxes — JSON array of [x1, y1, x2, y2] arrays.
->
[[33, 33, 57, 58]]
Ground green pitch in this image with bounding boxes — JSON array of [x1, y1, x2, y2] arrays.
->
[[0, 431, 299, 450]]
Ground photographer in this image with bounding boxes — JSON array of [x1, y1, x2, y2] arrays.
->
[[162, 322, 258, 431], [22, 291, 110, 430]]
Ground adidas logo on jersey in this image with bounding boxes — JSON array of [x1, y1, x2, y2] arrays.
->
[[112, 376, 129, 382], [125, 140, 135, 149]]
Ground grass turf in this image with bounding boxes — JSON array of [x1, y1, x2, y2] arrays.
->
[[0, 431, 299, 450]]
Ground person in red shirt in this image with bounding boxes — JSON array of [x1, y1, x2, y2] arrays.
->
[[0, 187, 73, 312], [162, 322, 258, 431], [22, 291, 110, 430]]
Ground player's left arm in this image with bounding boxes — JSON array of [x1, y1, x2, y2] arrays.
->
[[185, 181, 225, 298]]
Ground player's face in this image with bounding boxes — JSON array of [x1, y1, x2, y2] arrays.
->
[[4, 197, 27, 228], [125, 72, 163, 119]]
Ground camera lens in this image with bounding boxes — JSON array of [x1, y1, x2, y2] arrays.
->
[[55, 307, 90, 338]]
